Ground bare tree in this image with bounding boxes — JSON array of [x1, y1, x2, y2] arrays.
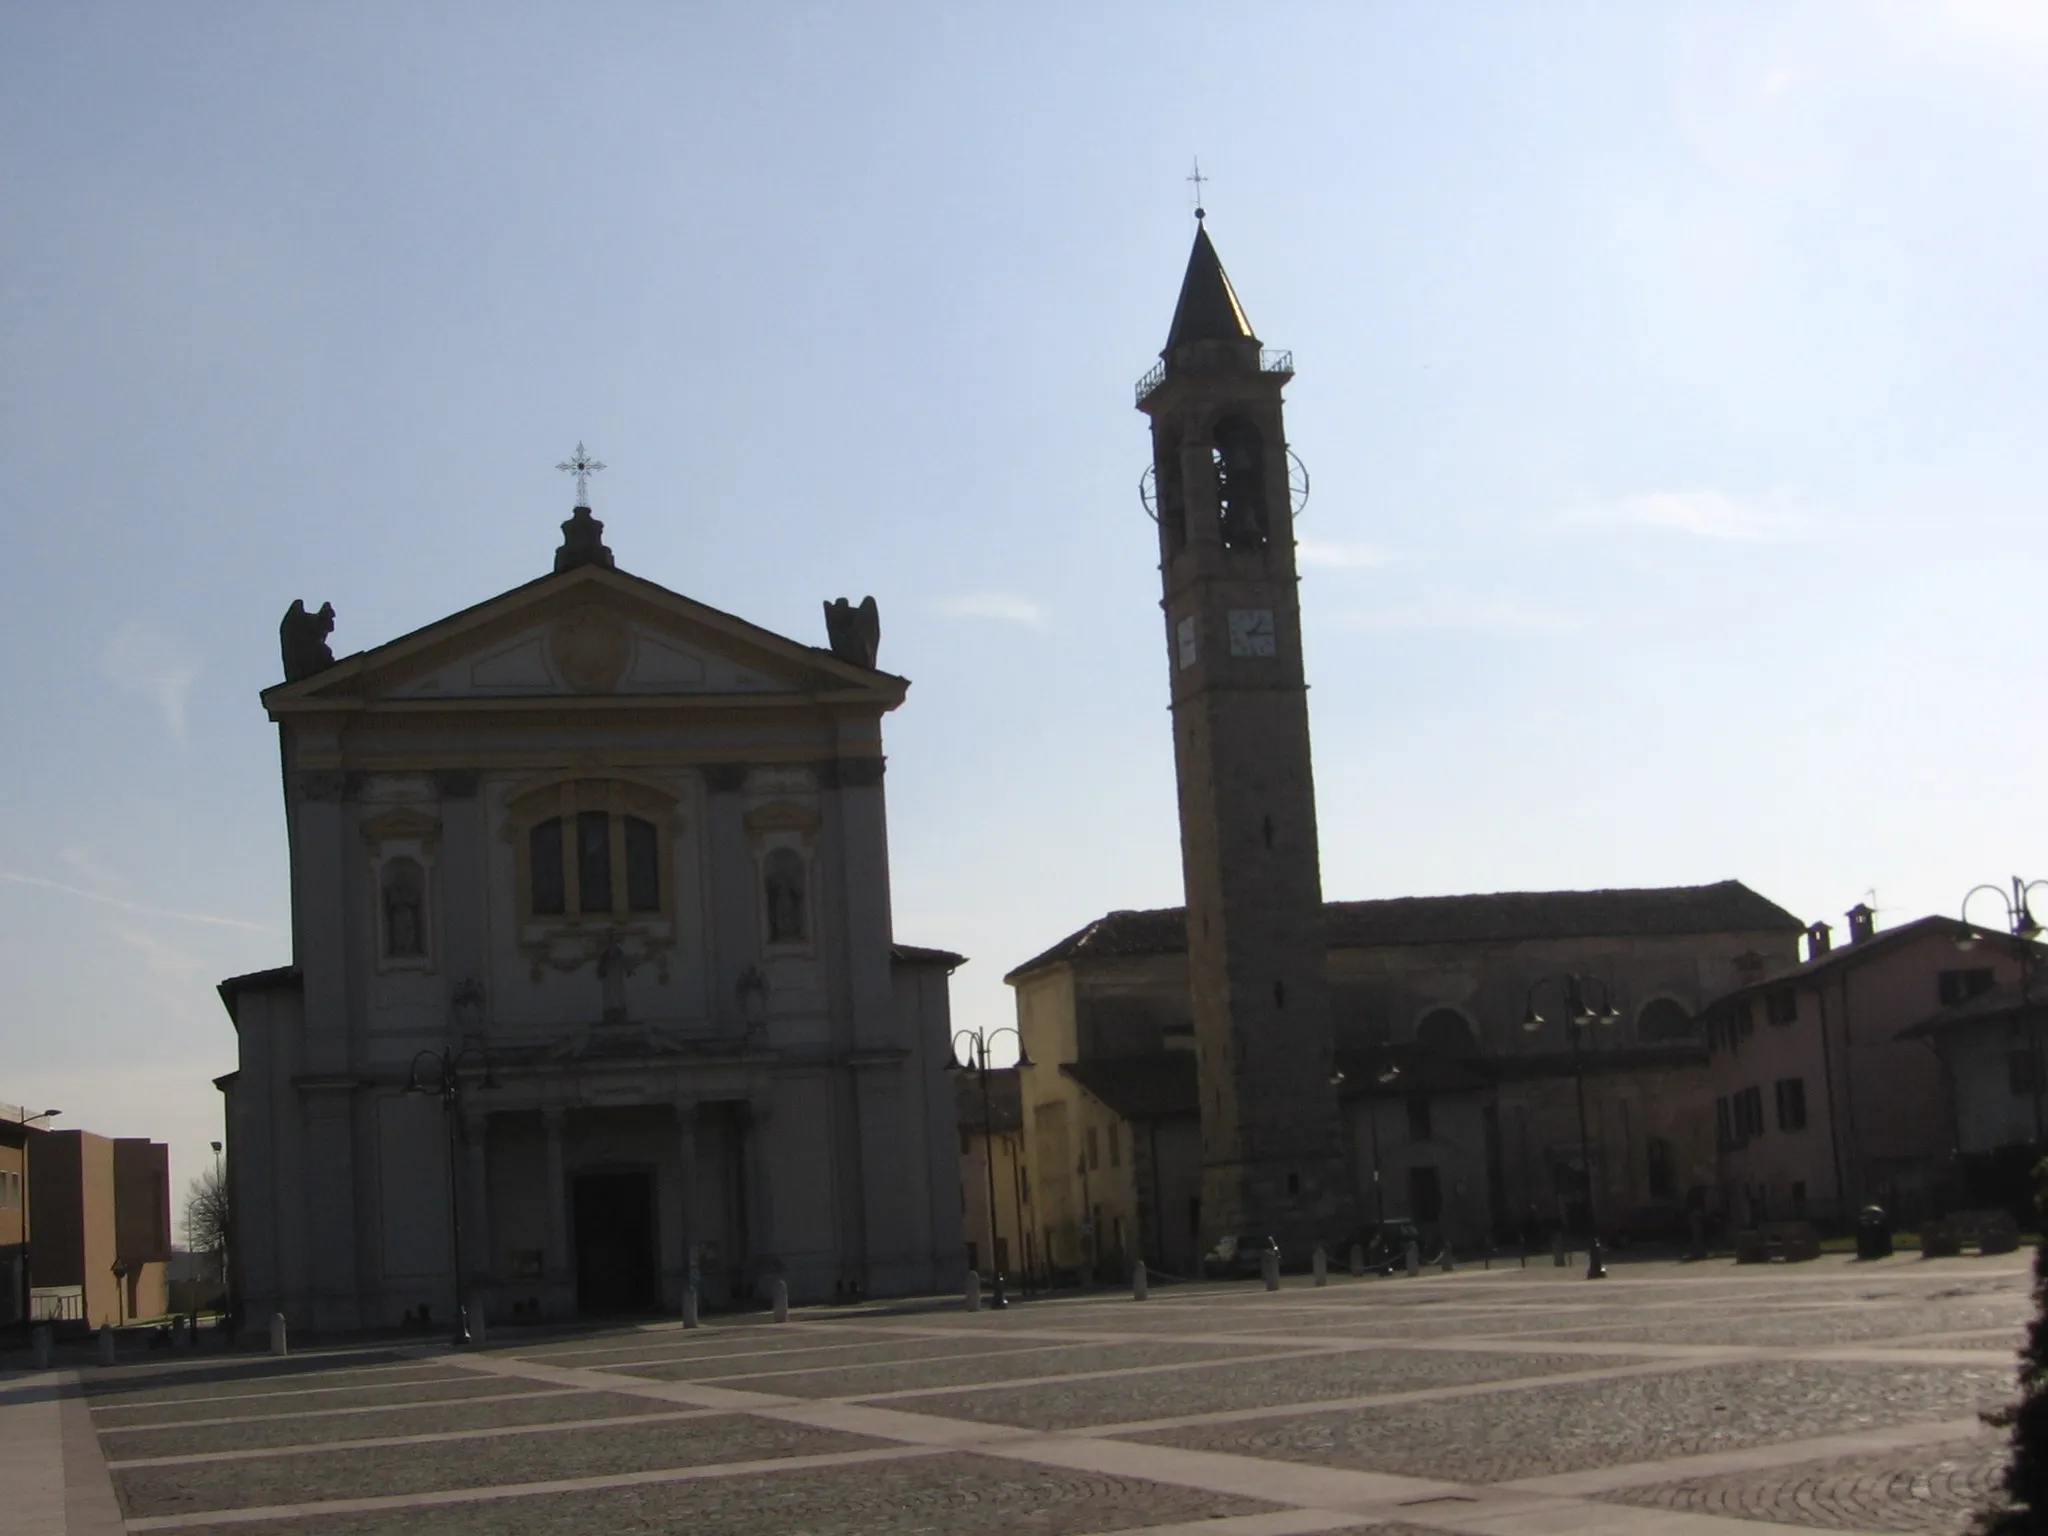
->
[[183, 1161, 229, 1274]]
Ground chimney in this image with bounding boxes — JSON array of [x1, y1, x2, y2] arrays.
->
[[1805, 921, 1833, 962], [1845, 903, 1877, 944]]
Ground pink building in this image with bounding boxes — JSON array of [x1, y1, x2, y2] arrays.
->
[[1703, 905, 2034, 1228]]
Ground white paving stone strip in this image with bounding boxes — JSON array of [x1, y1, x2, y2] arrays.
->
[[1076, 1513, 1368, 1536], [82, 1365, 471, 1413], [93, 1386, 591, 1435], [832, 1345, 1343, 1404], [0, 1372, 70, 1536], [679, 1337, 1136, 1383], [118, 1444, 944, 1532], [101, 1405, 728, 1468]]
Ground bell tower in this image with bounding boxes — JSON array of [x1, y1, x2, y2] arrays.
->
[[1137, 219, 1353, 1255]]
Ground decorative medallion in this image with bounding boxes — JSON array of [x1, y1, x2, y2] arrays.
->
[[549, 606, 630, 693]]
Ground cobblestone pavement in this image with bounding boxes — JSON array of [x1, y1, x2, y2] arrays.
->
[[1, 1251, 2034, 1534], [1597, 1429, 2008, 1532]]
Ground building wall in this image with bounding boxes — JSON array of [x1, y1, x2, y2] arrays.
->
[[959, 1128, 1026, 1279], [0, 1137, 24, 1249], [1944, 1022, 2047, 1155], [29, 1131, 126, 1326], [1011, 921, 1798, 1260], [113, 1138, 172, 1322], [1712, 928, 2025, 1225]]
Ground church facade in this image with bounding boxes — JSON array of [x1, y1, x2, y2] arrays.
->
[[218, 502, 965, 1332]]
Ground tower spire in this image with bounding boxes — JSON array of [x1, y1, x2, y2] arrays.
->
[[1163, 223, 1257, 354]]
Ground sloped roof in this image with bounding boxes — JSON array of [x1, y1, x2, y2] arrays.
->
[[216, 964, 300, 1026], [1898, 976, 2048, 1040], [261, 557, 905, 714], [1061, 1054, 1199, 1121], [1006, 881, 1802, 983], [1707, 916, 2044, 1014], [1164, 223, 1257, 351], [892, 943, 966, 970]]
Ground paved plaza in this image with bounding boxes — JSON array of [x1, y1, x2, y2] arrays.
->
[[2, 1253, 2035, 1535]]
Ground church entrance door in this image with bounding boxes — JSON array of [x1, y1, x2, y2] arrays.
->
[[572, 1169, 659, 1316]]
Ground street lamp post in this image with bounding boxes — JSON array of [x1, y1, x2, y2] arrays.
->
[[1007, 1131, 1030, 1296], [13, 1108, 57, 1331], [948, 1027, 1032, 1308], [1522, 975, 1621, 1279], [1959, 877, 2047, 1143], [406, 1048, 494, 1348], [1329, 1058, 1401, 1235], [209, 1139, 229, 1320]]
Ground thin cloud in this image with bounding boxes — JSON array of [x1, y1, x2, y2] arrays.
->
[[59, 845, 128, 892], [933, 593, 1047, 627], [114, 925, 212, 983], [1562, 490, 1817, 543], [103, 621, 202, 741], [0, 871, 282, 933], [1295, 537, 1391, 570]]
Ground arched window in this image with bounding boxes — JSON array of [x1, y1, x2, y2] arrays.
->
[[1415, 1008, 1477, 1058], [1637, 998, 1697, 1042], [1212, 416, 1268, 551], [382, 858, 427, 959], [512, 779, 677, 923], [529, 819, 566, 915], [576, 810, 611, 913], [624, 815, 660, 912], [764, 847, 807, 944]]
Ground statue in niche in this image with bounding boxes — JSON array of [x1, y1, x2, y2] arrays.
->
[[822, 596, 880, 668], [763, 848, 807, 944], [597, 937, 630, 1023], [382, 859, 426, 959], [279, 600, 337, 682]]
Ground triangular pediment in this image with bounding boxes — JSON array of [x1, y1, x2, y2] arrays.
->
[[263, 564, 905, 714]]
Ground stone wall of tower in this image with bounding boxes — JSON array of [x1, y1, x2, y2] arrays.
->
[[1141, 277, 1355, 1256]]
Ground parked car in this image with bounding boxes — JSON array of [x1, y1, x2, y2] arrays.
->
[[1202, 1233, 1279, 1279]]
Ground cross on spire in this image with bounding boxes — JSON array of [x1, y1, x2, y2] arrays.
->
[[1187, 159, 1208, 221], [555, 441, 607, 506]]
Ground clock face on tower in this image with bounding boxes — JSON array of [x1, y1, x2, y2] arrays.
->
[[1227, 608, 1277, 657]]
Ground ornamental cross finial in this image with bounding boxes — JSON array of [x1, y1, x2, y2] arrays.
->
[[1188, 158, 1208, 221], [555, 441, 607, 506]]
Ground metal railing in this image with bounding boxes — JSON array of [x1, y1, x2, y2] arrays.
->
[[1134, 349, 1295, 407], [31, 1286, 83, 1322]]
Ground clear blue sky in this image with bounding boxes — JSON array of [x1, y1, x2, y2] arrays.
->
[[4, 3, 2045, 1215]]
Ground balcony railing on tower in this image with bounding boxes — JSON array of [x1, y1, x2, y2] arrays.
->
[[1133, 349, 1296, 407]]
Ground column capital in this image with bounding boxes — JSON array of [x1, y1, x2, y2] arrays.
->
[[541, 1106, 567, 1136]]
